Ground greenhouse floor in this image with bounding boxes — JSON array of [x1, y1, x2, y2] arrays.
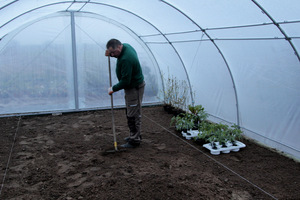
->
[[0, 106, 299, 199]]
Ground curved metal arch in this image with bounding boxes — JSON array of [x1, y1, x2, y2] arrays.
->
[[0, 0, 195, 106], [160, 0, 241, 126], [82, 1, 195, 106], [74, 10, 162, 97], [251, 0, 300, 63], [0, 2, 73, 30], [0, 0, 18, 11], [0, 10, 162, 112], [88, 2, 195, 105]]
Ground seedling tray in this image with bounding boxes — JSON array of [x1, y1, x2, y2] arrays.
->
[[203, 141, 246, 155], [181, 130, 199, 140]]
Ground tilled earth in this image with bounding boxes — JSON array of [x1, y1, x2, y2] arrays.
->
[[0, 106, 299, 200]]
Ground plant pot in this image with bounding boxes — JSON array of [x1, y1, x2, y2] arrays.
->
[[221, 141, 233, 153], [181, 130, 187, 138], [221, 149, 231, 154], [163, 104, 173, 113], [182, 129, 199, 140], [181, 129, 188, 133], [194, 138, 206, 145], [210, 150, 220, 155], [172, 108, 185, 116], [186, 130, 199, 140]]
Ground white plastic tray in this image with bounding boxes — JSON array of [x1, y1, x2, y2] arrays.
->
[[181, 130, 199, 140], [203, 141, 246, 155]]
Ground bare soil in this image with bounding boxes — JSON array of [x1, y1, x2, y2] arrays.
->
[[0, 106, 299, 200]]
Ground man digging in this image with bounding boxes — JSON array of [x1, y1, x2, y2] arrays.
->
[[105, 39, 145, 148]]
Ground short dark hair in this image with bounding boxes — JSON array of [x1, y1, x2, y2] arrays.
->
[[106, 39, 122, 49]]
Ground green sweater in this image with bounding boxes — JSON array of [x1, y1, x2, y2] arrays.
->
[[112, 43, 144, 91]]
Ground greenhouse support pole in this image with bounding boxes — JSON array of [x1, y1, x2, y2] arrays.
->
[[88, 2, 194, 106], [251, 0, 300, 63], [160, 0, 240, 126], [70, 11, 79, 109]]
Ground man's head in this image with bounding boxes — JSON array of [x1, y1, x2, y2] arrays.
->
[[106, 39, 123, 58]]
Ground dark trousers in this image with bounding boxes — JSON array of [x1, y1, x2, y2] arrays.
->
[[124, 81, 145, 144]]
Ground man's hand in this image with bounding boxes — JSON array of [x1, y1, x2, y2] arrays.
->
[[108, 87, 114, 95], [105, 49, 110, 57]]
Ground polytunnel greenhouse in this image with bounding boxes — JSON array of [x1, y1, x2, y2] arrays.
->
[[0, 0, 300, 199]]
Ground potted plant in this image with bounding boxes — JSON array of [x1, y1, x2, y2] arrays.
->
[[170, 113, 194, 132], [201, 122, 245, 155], [208, 134, 218, 150], [161, 73, 173, 113], [228, 124, 242, 146], [215, 124, 230, 147], [218, 131, 228, 148], [193, 121, 213, 144], [188, 105, 209, 129], [162, 73, 190, 115]]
